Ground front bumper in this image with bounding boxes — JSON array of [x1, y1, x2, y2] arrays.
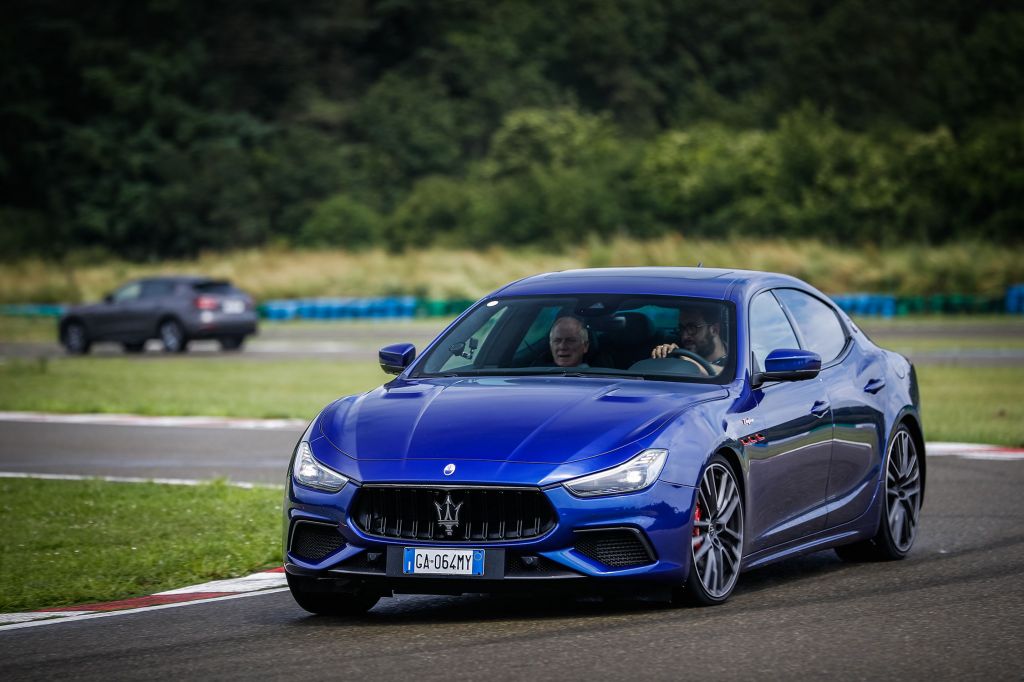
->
[[283, 478, 695, 595]]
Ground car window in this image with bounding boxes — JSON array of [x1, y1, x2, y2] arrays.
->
[[193, 281, 236, 295], [140, 281, 175, 299], [111, 283, 142, 303], [435, 306, 510, 372], [416, 295, 735, 383], [749, 291, 799, 370], [775, 289, 847, 363]]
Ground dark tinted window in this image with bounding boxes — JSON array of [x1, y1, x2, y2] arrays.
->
[[775, 289, 847, 362], [140, 281, 175, 299], [749, 292, 799, 369], [192, 280, 236, 294]]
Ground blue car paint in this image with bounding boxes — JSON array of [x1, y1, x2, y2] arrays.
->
[[284, 267, 924, 593]]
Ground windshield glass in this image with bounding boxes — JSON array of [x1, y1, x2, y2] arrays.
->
[[414, 295, 735, 383]]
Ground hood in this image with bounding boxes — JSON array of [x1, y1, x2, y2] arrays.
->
[[317, 376, 727, 466]]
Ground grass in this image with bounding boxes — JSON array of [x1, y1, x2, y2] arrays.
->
[[0, 357, 386, 419], [2, 237, 1023, 304], [916, 366, 1024, 447], [0, 478, 283, 612]]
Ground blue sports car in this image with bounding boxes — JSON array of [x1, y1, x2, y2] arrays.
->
[[283, 268, 924, 614]]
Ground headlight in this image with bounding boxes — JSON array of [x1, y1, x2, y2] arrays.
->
[[292, 441, 348, 492], [563, 448, 668, 497]]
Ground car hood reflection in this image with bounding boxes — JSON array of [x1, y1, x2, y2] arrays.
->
[[318, 376, 727, 464]]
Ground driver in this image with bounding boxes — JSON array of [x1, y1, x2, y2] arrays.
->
[[651, 304, 728, 375]]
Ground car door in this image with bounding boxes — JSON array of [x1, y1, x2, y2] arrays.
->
[[139, 280, 175, 337], [745, 290, 834, 553], [93, 282, 144, 339], [774, 289, 886, 528]]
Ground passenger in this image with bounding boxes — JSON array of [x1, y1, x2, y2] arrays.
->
[[549, 316, 590, 367], [651, 305, 728, 375]]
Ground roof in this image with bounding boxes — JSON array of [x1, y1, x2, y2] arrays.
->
[[492, 267, 808, 302]]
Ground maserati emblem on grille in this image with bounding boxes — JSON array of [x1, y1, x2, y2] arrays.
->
[[443, 463, 456, 476], [434, 493, 463, 536]]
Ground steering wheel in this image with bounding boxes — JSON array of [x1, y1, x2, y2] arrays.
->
[[668, 348, 716, 375]]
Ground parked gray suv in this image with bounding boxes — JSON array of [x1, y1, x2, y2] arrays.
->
[[59, 276, 258, 354]]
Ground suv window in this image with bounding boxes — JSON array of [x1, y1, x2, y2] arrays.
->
[[749, 291, 799, 370], [140, 281, 175, 299], [193, 281, 236, 294], [111, 282, 142, 303], [775, 289, 847, 363]]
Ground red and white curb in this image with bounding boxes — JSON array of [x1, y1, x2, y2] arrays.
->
[[925, 442, 1024, 460], [0, 411, 306, 431], [0, 568, 288, 630]]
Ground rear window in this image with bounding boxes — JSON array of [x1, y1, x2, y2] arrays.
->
[[192, 281, 237, 295]]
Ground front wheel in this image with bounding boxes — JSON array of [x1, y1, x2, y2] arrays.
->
[[62, 322, 91, 355], [676, 454, 745, 606], [286, 573, 380, 617], [836, 424, 922, 562]]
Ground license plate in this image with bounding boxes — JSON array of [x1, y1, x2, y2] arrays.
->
[[223, 299, 245, 314], [403, 547, 485, 576]]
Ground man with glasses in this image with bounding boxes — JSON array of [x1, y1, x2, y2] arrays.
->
[[650, 304, 728, 375]]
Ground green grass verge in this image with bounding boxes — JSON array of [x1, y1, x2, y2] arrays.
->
[[916, 366, 1024, 447], [0, 478, 283, 612], [0, 357, 386, 419]]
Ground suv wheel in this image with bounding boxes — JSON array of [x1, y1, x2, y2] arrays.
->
[[159, 319, 188, 353]]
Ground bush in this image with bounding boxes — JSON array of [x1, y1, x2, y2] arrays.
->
[[299, 194, 383, 249]]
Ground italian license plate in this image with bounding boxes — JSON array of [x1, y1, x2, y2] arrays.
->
[[403, 547, 485, 576], [222, 299, 245, 314]]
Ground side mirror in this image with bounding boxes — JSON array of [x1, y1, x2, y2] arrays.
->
[[379, 343, 416, 375], [103, 293, 114, 303], [756, 348, 821, 385]]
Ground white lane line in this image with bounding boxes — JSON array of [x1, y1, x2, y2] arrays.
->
[[0, 589, 290, 632], [0, 471, 283, 489], [0, 411, 306, 430], [155, 572, 287, 595]]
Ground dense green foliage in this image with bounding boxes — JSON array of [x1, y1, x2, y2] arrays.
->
[[3, 0, 1022, 260]]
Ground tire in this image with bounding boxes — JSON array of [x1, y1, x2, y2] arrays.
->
[[159, 319, 189, 353], [286, 573, 380, 617], [62, 322, 91, 355], [835, 424, 922, 562], [675, 454, 745, 606], [123, 342, 146, 354], [219, 335, 245, 351]]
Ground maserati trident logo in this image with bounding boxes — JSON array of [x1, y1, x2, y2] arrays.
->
[[434, 493, 463, 536], [443, 463, 456, 476]]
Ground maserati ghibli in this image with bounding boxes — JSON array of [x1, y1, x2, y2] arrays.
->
[[283, 268, 924, 614]]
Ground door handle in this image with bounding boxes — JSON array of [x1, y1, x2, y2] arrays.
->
[[863, 378, 886, 394], [811, 400, 830, 418]]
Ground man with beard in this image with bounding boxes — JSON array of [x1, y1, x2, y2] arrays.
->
[[650, 304, 728, 375]]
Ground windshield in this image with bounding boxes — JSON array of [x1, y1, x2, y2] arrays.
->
[[414, 295, 736, 383]]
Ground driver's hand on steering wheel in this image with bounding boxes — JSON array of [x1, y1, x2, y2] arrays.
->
[[651, 343, 679, 359]]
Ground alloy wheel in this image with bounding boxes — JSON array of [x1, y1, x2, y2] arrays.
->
[[691, 461, 744, 599], [160, 320, 185, 353], [885, 428, 921, 553]]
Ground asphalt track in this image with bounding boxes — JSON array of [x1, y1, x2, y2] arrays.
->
[[1, 422, 1022, 679]]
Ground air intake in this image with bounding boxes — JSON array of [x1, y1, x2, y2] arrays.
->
[[289, 520, 344, 562], [574, 529, 655, 568]]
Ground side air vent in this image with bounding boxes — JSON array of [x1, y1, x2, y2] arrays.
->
[[574, 528, 655, 568], [289, 520, 345, 562]]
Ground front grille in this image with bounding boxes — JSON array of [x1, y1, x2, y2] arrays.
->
[[352, 486, 556, 542], [574, 529, 655, 568], [289, 521, 345, 562]]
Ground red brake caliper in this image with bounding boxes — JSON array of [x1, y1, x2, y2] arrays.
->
[[693, 499, 703, 550]]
